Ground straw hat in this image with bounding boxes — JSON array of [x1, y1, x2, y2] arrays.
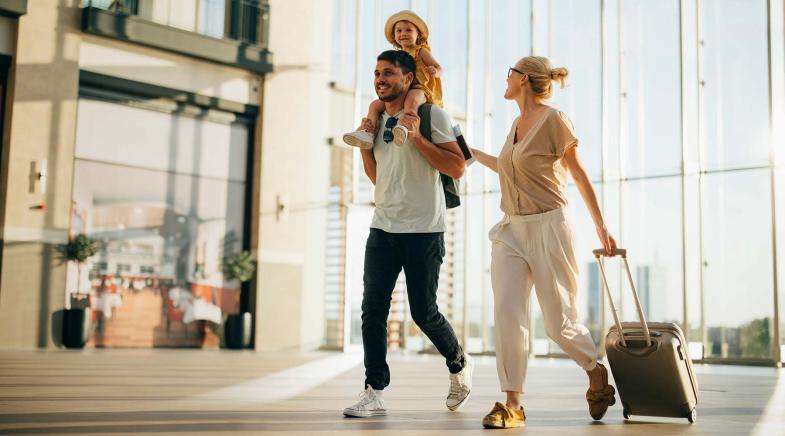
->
[[385, 10, 429, 46]]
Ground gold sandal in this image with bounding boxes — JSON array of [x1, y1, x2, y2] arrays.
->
[[586, 363, 616, 420], [482, 401, 526, 429]]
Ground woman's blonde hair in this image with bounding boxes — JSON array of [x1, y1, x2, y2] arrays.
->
[[513, 56, 569, 99]]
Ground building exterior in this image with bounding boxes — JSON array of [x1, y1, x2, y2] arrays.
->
[[0, 0, 334, 351]]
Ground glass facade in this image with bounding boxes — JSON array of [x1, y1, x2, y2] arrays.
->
[[70, 96, 251, 347], [325, 0, 784, 364]]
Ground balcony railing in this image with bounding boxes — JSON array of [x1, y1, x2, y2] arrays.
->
[[84, 0, 269, 47], [82, 0, 272, 73]]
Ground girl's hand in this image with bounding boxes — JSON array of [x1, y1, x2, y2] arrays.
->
[[359, 117, 379, 134], [399, 113, 421, 141], [596, 226, 617, 255], [359, 118, 377, 134], [425, 66, 439, 76]]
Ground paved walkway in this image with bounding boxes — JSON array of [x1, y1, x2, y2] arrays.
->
[[0, 349, 782, 435]]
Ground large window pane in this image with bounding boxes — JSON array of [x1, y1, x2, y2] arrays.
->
[[430, 0, 468, 116], [703, 169, 774, 359], [620, 177, 684, 327], [682, 0, 700, 174], [487, 0, 532, 194], [70, 98, 249, 348], [75, 99, 247, 183], [684, 175, 703, 358], [551, 0, 602, 179], [776, 167, 785, 362], [700, 0, 769, 171], [603, 0, 621, 180], [330, 0, 357, 87], [567, 185, 606, 347], [621, 0, 682, 178]]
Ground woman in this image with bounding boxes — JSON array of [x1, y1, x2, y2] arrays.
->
[[471, 56, 618, 429]]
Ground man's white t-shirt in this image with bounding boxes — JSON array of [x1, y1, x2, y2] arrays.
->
[[370, 105, 457, 233]]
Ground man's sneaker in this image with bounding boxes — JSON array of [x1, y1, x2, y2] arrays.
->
[[343, 385, 387, 418], [392, 124, 408, 145], [446, 354, 473, 411], [343, 131, 374, 149]]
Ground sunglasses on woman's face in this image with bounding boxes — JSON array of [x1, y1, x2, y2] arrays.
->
[[382, 116, 398, 143], [508, 67, 526, 78]]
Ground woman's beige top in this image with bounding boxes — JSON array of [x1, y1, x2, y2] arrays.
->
[[498, 106, 578, 216]]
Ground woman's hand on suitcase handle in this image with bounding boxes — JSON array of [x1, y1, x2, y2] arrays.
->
[[596, 226, 617, 256]]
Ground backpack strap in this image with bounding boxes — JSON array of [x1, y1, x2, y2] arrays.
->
[[417, 103, 433, 142], [416, 104, 460, 209]]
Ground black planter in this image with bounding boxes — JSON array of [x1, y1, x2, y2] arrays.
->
[[224, 312, 252, 349], [62, 308, 92, 348]]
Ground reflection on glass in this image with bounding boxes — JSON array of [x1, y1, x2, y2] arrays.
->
[[71, 98, 248, 348], [702, 170, 773, 359]]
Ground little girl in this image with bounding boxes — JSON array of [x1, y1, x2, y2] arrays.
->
[[343, 10, 444, 149]]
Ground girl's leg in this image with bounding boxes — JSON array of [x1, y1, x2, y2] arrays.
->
[[403, 88, 427, 116], [364, 99, 385, 133], [342, 100, 384, 149]]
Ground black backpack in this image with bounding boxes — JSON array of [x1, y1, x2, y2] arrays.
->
[[417, 104, 461, 209]]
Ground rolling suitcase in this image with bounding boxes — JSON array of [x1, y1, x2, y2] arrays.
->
[[593, 248, 699, 423]]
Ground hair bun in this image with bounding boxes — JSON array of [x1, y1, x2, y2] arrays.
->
[[550, 67, 569, 88]]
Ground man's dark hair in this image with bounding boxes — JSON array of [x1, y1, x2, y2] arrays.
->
[[377, 50, 417, 77]]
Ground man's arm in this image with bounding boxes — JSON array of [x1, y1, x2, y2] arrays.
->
[[360, 148, 377, 184], [399, 112, 465, 179]]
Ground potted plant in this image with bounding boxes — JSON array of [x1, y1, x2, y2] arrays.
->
[[57, 234, 99, 348], [222, 250, 256, 349]]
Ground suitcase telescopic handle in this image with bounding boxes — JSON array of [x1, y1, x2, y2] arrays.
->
[[592, 248, 627, 257], [593, 248, 652, 347]]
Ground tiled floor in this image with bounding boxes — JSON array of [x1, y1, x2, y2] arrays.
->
[[0, 349, 782, 435]]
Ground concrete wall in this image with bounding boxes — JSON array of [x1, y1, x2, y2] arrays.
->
[[254, 0, 331, 351], [0, 0, 81, 348]]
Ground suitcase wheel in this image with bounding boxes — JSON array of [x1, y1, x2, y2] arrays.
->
[[623, 409, 630, 420], [687, 408, 697, 423]]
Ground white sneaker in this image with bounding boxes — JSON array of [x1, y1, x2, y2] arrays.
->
[[343, 385, 387, 418], [343, 131, 374, 149], [392, 124, 408, 145], [446, 354, 473, 411]]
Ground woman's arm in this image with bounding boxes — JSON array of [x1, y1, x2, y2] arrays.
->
[[562, 146, 617, 253], [470, 148, 498, 173], [418, 48, 443, 78]]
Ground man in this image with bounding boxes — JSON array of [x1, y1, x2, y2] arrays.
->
[[343, 50, 473, 418]]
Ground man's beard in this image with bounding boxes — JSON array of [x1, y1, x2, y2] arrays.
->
[[377, 82, 405, 102]]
